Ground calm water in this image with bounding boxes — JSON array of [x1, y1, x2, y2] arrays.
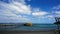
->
[[0, 24, 60, 31]]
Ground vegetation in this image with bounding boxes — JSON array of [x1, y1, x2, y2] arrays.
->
[[54, 17, 60, 24], [54, 17, 60, 34]]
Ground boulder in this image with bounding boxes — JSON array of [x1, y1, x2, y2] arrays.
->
[[24, 23, 32, 26]]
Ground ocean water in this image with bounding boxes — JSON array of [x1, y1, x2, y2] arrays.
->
[[0, 24, 60, 31]]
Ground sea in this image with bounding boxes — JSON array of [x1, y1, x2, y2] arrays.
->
[[0, 24, 60, 31]]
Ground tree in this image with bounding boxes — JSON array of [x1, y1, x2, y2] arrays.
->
[[54, 17, 60, 34], [54, 17, 60, 24]]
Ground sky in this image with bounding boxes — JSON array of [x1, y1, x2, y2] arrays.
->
[[0, 0, 60, 24]]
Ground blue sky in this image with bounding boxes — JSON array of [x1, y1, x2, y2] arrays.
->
[[26, 0, 60, 11], [0, 0, 60, 24]]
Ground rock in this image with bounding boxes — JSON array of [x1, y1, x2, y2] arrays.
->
[[24, 23, 32, 26]]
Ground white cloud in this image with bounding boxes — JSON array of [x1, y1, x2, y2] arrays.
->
[[52, 5, 60, 10], [32, 8, 40, 12], [54, 11, 60, 17], [32, 8, 48, 17], [0, 0, 31, 15], [0, 0, 31, 23], [55, 11, 60, 14], [46, 15, 54, 18], [0, 8, 31, 23], [52, 5, 60, 17], [32, 12, 48, 16]]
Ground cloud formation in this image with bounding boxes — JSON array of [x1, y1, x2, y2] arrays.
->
[[52, 5, 60, 10], [0, 0, 31, 23], [52, 5, 60, 17], [0, 0, 59, 23], [32, 8, 48, 17], [32, 12, 48, 16]]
